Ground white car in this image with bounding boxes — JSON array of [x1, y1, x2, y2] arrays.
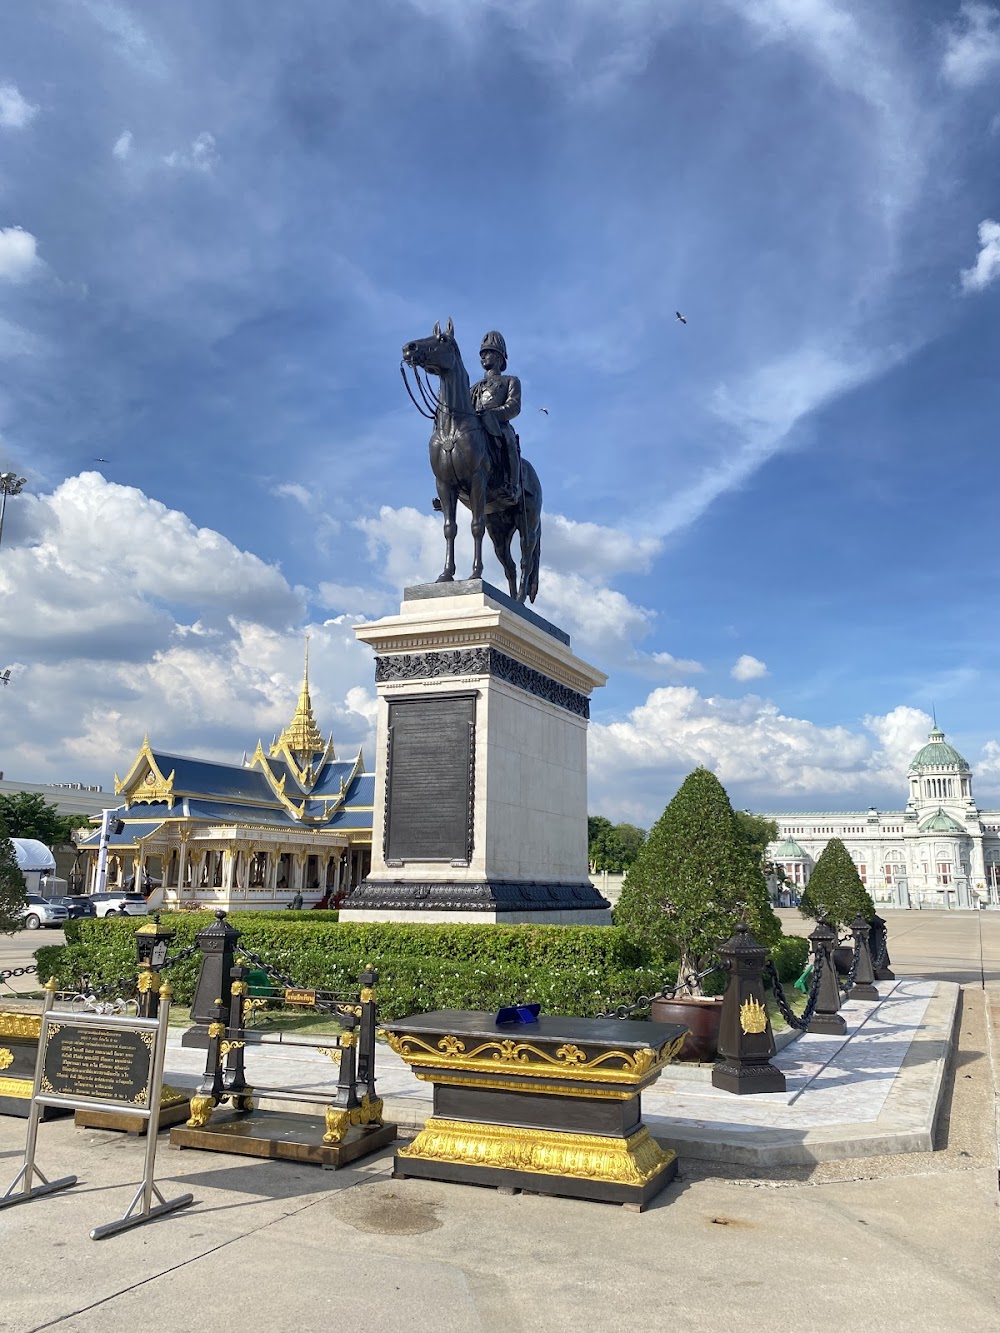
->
[[21, 894, 69, 930], [90, 891, 149, 918]]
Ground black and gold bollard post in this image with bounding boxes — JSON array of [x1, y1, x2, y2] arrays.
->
[[186, 999, 227, 1128], [806, 920, 847, 1036], [323, 968, 384, 1146], [712, 924, 786, 1095], [356, 965, 379, 1107], [183, 910, 241, 1050], [134, 916, 176, 1020], [221, 965, 254, 1112], [848, 915, 880, 1001]]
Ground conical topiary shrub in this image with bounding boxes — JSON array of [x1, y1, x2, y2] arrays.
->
[[614, 768, 780, 992], [799, 837, 874, 929]]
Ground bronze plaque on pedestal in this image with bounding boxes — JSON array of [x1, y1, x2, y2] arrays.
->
[[385, 694, 475, 862], [41, 1023, 154, 1110]]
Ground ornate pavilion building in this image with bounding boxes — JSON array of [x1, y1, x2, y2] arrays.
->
[[77, 656, 373, 910], [763, 724, 1000, 910]]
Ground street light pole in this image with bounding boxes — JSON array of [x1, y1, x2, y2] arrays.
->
[[0, 472, 27, 551]]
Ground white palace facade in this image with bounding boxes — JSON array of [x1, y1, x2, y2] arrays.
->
[[762, 725, 1000, 910]]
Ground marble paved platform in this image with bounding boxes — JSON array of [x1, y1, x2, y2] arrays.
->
[[162, 978, 958, 1169]]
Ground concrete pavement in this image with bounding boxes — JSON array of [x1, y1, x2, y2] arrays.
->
[[0, 912, 998, 1332]]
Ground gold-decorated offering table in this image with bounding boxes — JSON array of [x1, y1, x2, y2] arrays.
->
[[0, 1010, 70, 1121], [383, 1011, 688, 1211]]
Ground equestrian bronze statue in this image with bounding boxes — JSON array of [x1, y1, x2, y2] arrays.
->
[[401, 319, 542, 604]]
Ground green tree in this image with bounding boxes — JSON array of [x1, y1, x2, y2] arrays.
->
[[799, 837, 874, 928], [615, 768, 780, 990], [0, 791, 82, 847], [614, 823, 646, 870], [588, 816, 647, 873], [588, 815, 617, 871], [733, 811, 778, 866], [0, 833, 27, 935]]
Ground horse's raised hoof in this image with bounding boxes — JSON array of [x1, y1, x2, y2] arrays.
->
[[436, 572, 454, 583]]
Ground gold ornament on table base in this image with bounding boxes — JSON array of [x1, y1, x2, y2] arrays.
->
[[384, 1009, 690, 1211]]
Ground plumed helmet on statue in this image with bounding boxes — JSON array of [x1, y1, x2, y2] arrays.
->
[[480, 330, 507, 369]]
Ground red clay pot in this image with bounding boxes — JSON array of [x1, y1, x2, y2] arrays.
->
[[650, 995, 724, 1062]]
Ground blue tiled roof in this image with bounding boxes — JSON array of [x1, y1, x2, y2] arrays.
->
[[77, 820, 166, 848], [309, 759, 362, 797], [343, 774, 374, 806], [183, 799, 302, 828], [152, 752, 276, 802], [326, 808, 375, 829]]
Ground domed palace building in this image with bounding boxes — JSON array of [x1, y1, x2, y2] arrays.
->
[[762, 725, 1000, 910]]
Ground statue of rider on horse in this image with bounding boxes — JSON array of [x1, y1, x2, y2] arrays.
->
[[471, 330, 522, 506], [401, 319, 542, 604]]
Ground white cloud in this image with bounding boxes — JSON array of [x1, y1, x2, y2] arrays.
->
[[534, 570, 655, 658], [651, 651, 704, 675], [0, 472, 303, 663], [0, 82, 37, 129], [543, 514, 661, 578], [112, 129, 133, 160], [276, 482, 313, 508], [731, 654, 769, 681], [80, 0, 168, 78], [960, 218, 1000, 293], [163, 131, 218, 173], [862, 706, 934, 782], [0, 478, 380, 780], [0, 227, 40, 282], [589, 692, 935, 823], [354, 503, 660, 665], [942, 2, 1000, 88], [317, 581, 394, 618]]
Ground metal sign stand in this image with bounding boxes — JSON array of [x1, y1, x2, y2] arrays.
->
[[0, 978, 194, 1240]]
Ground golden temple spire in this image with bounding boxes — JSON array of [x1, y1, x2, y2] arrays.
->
[[274, 636, 325, 757]]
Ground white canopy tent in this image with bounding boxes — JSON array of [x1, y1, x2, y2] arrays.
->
[[10, 838, 57, 894], [11, 839, 56, 872]]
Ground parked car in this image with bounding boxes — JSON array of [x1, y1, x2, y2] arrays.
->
[[21, 894, 69, 930], [52, 896, 96, 920], [90, 891, 149, 919]]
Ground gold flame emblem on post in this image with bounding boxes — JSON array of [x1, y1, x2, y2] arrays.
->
[[739, 996, 768, 1034]]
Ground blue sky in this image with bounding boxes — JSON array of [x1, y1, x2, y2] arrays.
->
[[2, 1, 1000, 825]]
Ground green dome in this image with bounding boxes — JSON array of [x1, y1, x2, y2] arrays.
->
[[919, 808, 966, 833], [909, 727, 970, 772], [774, 837, 807, 860]]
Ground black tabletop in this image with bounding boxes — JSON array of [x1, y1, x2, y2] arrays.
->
[[381, 1009, 688, 1050]]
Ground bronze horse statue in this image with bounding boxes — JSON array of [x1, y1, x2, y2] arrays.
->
[[402, 319, 542, 604]]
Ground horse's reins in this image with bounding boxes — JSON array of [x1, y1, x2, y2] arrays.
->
[[399, 359, 486, 422]]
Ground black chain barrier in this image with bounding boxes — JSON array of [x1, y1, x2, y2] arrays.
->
[[162, 942, 199, 968], [765, 950, 825, 1031], [842, 937, 862, 992], [235, 945, 354, 1014], [599, 963, 724, 1021], [0, 964, 38, 989], [870, 927, 888, 972]]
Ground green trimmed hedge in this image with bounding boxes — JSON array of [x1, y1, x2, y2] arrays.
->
[[768, 934, 810, 983], [37, 917, 656, 1020], [34, 915, 810, 1021]]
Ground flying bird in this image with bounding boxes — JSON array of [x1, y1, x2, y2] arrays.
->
[[94, 457, 109, 463], [675, 311, 687, 325], [538, 407, 549, 415]]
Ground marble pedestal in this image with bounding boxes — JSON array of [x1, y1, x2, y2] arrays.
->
[[341, 580, 611, 924]]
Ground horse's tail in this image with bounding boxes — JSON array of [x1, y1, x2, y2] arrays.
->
[[527, 528, 540, 603]]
